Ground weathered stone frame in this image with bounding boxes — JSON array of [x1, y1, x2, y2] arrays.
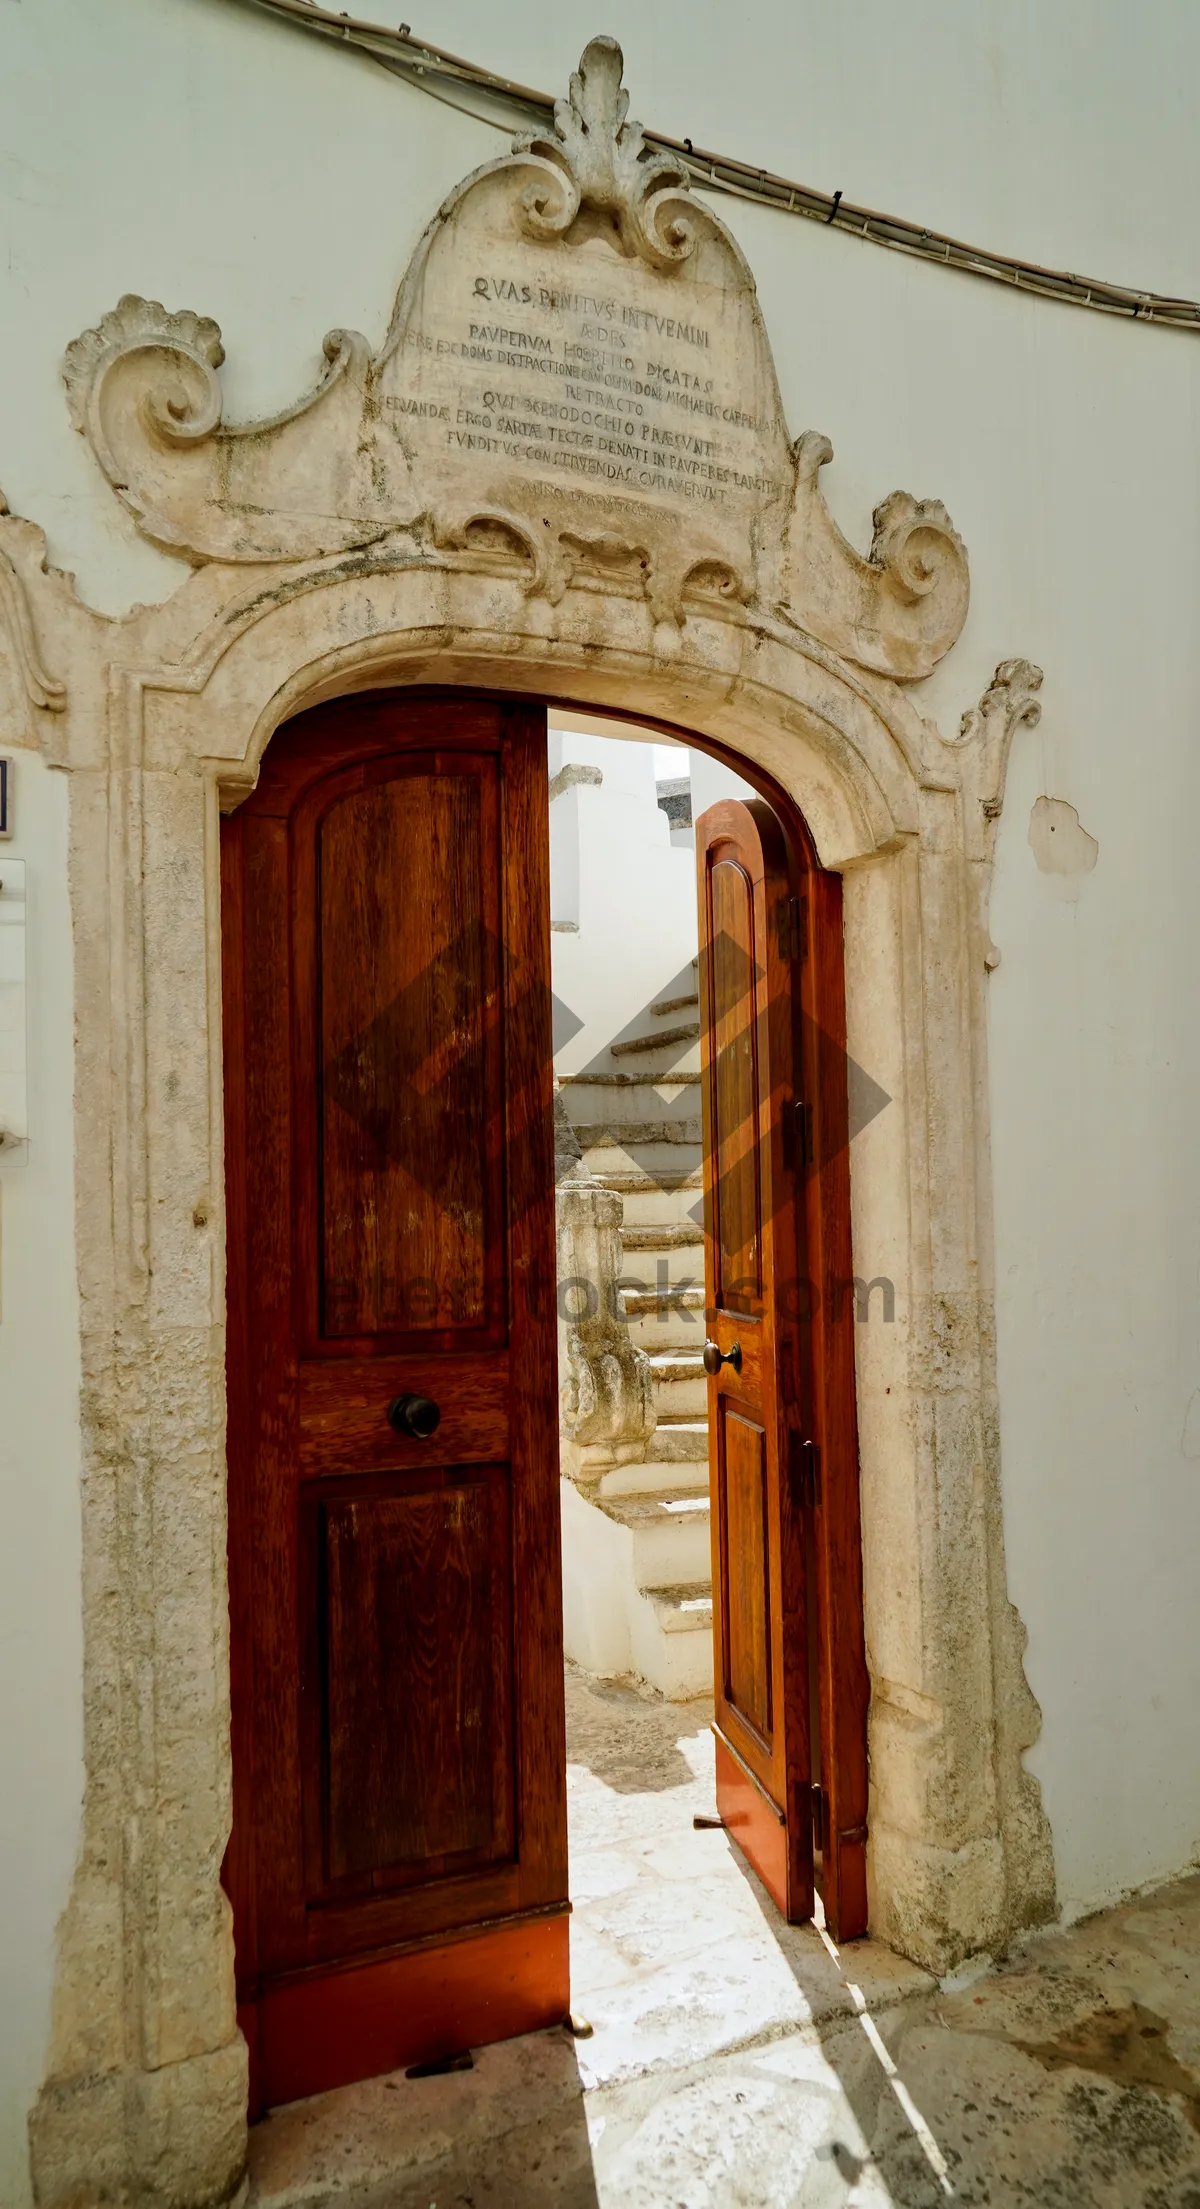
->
[[0, 512, 1054, 2203]]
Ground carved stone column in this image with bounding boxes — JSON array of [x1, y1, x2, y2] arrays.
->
[[554, 1092, 656, 1487]]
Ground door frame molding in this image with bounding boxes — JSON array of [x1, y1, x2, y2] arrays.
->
[[13, 538, 1054, 2202]]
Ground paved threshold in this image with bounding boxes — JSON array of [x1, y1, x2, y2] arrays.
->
[[248, 1669, 1200, 2206]]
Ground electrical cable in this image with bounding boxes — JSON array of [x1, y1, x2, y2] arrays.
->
[[223, 0, 1200, 335]]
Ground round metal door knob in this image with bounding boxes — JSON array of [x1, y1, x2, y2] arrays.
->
[[702, 1339, 742, 1376], [388, 1392, 441, 1439]]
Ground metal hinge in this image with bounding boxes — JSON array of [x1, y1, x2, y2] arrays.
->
[[788, 1432, 821, 1510], [776, 893, 807, 964], [783, 1097, 813, 1171]]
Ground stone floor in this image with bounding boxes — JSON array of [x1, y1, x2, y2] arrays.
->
[[248, 1669, 1200, 2206]]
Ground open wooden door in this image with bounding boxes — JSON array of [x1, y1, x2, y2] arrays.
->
[[222, 691, 567, 2112], [696, 795, 868, 1940]]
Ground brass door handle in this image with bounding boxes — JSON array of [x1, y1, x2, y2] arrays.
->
[[388, 1393, 441, 1438], [702, 1339, 742, 1375]]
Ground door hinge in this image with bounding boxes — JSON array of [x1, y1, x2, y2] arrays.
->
[[776, 894, 807, 964], [788, 1432, 821, 1510], [783, 1097, 813, 1172], [811, 1782, 828, 1855]]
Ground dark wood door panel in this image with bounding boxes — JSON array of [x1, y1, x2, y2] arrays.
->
[[698, 798, 811, 1924], [292, 746, 507, 1360], [719, 1407, 772, 1748], [709, 855, 763, 1312], [318, 1473, 513, 1885], [697, 791, 868, 1942], [298, 1353, 510, 1471], [316, 762, 500, 1344]]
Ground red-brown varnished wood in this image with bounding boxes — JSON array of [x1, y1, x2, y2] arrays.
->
[[257, 1912, 570, 2108], [697, 796, 870, 1943], [713, 1731, 790, 1918], [797, 859, 870, 1942], [222, 692, 567, 2112], [697, 799, 813, 1924]]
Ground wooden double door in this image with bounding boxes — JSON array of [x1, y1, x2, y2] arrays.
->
[[222, 691, 867, 2114]]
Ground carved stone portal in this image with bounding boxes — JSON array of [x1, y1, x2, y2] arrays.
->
[[0, 35, 1060, 2209], [63, 36, 966, 674]]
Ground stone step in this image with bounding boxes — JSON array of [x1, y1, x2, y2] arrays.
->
[[575, 1119, 702, 1149], [590, 1173, 704, 1227], [558, 1072, 701, 1088], [594, 1487, 712, 1591], [559, 1077, 698, 1126], [645, 1582, 714, 1631], [624, 1301, 708, 1352], [650, 990, 700, 1017], [630, 1582, 715, 1699], [653, 1375, 708, 1420], [610, 1022, 700, 1059], [595, 1454, 709, 1500], [647, 1351, 707, 1381], [646, 1420, 707, 1461], [621, 1284, 705, 1317], [581, 1141, 703, 1189], [621, 1223, 704, 1251], [618, 1246, 705, 1292]]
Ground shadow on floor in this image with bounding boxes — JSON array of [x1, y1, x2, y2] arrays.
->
[[563, 1662, 712, 1795], [250, 1667, 1200, 2206], [723, 1844, 956, 2206], [249, 2027, 601, 2209]]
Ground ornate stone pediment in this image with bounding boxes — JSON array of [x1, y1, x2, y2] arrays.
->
[[62, 35, 967, 679]]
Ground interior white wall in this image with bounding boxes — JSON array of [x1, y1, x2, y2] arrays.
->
[[1, 6, 1200, 2169], [0, 756, 82, 2209], [689, 751, 756, 822], [549, 729, 700, 1074]]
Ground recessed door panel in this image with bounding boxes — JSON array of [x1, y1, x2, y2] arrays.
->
[[318, 767, 499, 1341], [710, 858, 762, 1314], [321, 1476, 510, 1883], [720, 1407, 771, 1742]]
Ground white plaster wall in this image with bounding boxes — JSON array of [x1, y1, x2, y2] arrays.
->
[[0, 755, 82, 2209], [549, 729, 699, 1073], [2, 8, 1200, 2162]]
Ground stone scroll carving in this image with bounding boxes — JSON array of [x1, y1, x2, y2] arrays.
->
[[957, 656, 1044, 823], [555, 1092, 656, 1486], [0, 494, 67, 713], [62, 36, 969, 677]]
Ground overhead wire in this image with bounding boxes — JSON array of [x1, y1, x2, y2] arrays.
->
[[224, 0, 1200, 335]]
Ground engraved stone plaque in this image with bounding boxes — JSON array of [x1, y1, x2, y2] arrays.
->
[[378, 55, 795, 626]]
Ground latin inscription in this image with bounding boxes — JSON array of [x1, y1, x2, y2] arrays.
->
[[393, 267, 786, 518]]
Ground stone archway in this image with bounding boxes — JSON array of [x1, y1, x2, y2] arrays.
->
[[0, 37, 1055, 2206]]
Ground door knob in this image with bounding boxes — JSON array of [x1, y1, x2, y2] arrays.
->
[[702, 1339, 742, 1376], [388, 1393, 441, 1438]]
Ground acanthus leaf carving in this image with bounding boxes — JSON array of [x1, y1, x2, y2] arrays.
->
[[514, 34, 694, 271], [62, 294, 406, 565], [58, 39, 969, 683], [956, 657, 1044, 841], [0, 492, 67, 713], [780, 433, 970, 682], [943, 656, 1046, 871]]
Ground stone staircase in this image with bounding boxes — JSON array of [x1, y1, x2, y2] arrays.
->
[[557, 961, 713, 1697]]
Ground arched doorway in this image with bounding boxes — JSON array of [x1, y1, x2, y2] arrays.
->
[[221, 686, 868, 2108]]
